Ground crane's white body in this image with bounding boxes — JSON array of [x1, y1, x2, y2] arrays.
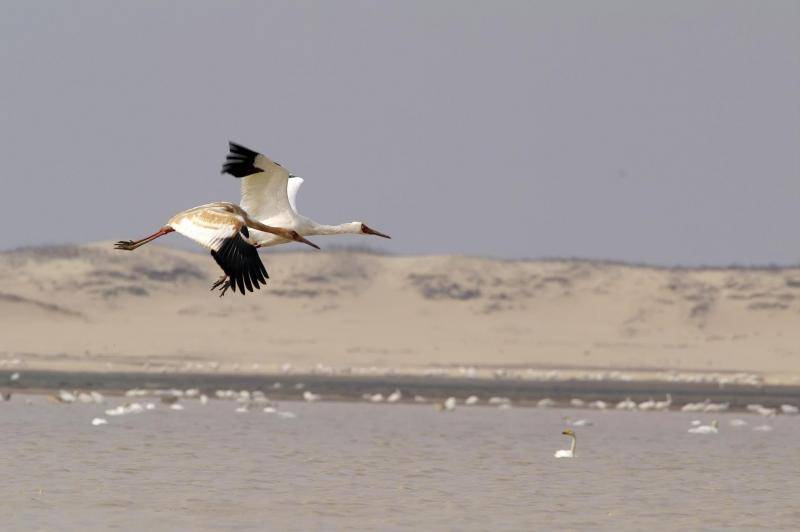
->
[[244, 174, 363, 247]]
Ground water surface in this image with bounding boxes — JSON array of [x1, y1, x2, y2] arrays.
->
[[1, 396, 798, 530]]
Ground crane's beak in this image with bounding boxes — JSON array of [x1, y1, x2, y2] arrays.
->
[[361, 224, 391, 239], [291, 232, 321, 250]]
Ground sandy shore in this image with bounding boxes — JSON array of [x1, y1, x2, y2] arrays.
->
[[2, 242, 800, 384]]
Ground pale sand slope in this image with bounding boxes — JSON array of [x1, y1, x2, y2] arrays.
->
[[1, 243, 799, 382]]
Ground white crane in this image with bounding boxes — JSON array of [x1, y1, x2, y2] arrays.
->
[[212, 142, 391, 295], [115, 202, 319, 295]]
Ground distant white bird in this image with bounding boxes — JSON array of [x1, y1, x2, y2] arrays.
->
[[277, 411, 297, 419], [729, 419, 748, 427], [569, 419, 594, 427], [438, 397, 457, 411], [413, 395, 428, 403], [9, 372, 20, 382], [200, 394, 209, 405], [755, 406, 777, 417], [638, 397, 656, 411], [169, 403, 184, 411], [780, 404, 799, 415], [91, 417, 107, 426], [303, 391, 321, 402], [387, 390, 402, 403], [465, 395, 479, 406], [703, 401, 729, 413], [106, 403, 145, 416], [55, 390, 76, 403], [688, 420, 719, 434], [554, 429, 577, 458], [116, 201, 319, 295], [681, 399, 710, 412], [616, 397, 637, 411], [569, 398, 585, 408], [588, 400, 608, 410], [212, 142, 391, 294], [368, 393, 385, 403], [537, 398, 555, 408], [654, 393, 672, 411], [489, 397, 511, 406]]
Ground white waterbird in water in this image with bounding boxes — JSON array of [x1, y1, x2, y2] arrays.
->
[[303, 391, 321, 402], [654, 394, 672, 411], [116, 201, 319, 295], [91, 417, 107, 426], [387, 390, 402, 403], [638, 397, 656, 411], [212, 142, 391, 295], [681, 399, 710, 412], [688, 420, 719, 434], [616, 397, 637, 411], [554, 429, 577, 458], [437, 397, 457, 411]]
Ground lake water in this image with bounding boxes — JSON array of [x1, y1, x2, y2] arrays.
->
[[1, 395, 798, 530]]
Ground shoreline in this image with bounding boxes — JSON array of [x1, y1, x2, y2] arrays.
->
[[3, 369, 798, 410]]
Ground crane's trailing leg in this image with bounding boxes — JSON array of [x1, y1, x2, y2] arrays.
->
[[217, 280, 232, 298], [210, 275, 228, 292], [210, 275, 233, 297], [115, 227, 174, 251]]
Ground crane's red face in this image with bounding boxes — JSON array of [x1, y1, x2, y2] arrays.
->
[[361, 224, 391, 239]]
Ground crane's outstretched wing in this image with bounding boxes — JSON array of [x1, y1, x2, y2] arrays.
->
[[169, 207, 268, 294], [286, 176, 304, 214], [221, 142, 292, 222]]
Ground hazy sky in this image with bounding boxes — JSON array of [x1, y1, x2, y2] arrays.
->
[[1, 1, 798, 265]]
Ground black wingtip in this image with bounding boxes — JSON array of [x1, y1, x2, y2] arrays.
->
[[222, 141, 264, 178], [210, 234, 269, 297]]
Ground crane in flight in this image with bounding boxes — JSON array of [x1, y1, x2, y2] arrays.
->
[[115, 202, 319, 295], [212, 142, 391, 296]]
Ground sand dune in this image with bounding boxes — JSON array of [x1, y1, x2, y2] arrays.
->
[[1, 243, 799, 382]]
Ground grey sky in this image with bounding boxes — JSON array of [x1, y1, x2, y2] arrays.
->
[[1, 1, 798, 265]]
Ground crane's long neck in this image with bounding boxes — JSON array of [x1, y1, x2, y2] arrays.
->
[[308, 221, 361, 236], [570, 435, 576, 453]]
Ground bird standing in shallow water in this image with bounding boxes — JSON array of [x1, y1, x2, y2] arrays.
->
[[555, 429, 577, 458], [212, 142, 391, 296], [115, 202, 319, 295]]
